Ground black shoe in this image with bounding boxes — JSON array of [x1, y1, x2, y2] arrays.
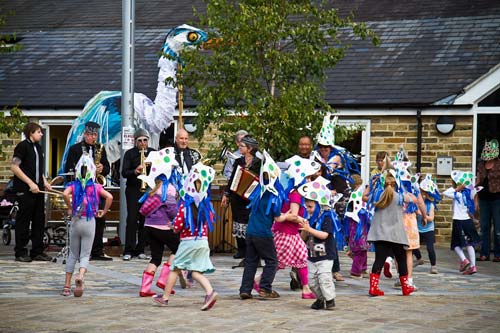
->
[[32, 253, 52, 261], [325, 299, 335, 310], [15, 255, 32, 262], [91, 254, 113, 261], [233, 253, 244, 259], [311, 299, 325, 310], [237, 259, 246, 267], [289, 269, 301, 291], [239, 292, 253, 300]]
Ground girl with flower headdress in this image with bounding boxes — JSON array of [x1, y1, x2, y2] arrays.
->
[[412, 174, 442, 274], [443, 170, 480, 275], [153, 162, 218, 310], [298, 176, 337, 310], [61, 153, 113, 297], [136, 147, 183, 298]]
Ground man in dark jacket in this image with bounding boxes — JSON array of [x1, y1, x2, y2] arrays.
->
[[121, 128, 156, 261]]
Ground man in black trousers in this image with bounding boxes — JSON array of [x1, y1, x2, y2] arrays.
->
[[11, 122, 53, 262], [121, 128, 156, 261]]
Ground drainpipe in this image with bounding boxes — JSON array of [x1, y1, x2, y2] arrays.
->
[[416, 109, 422, 173]]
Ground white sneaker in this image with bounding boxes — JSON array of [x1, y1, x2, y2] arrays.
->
[[137, 253, 150, 260], [123, 254, 132, 261]]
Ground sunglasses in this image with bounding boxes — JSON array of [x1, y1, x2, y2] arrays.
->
[[137, 138, 148, 143]]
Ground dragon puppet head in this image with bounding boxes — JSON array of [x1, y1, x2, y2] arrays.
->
[[162, 24, 209, 59]]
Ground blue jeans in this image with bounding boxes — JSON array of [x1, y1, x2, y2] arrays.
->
[[479, 199, 500, 258], [240, 236, 277, 294]]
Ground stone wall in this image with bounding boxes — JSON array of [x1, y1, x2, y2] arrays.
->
[[0, 133, 21, 181], [369, 114, 474, 244]]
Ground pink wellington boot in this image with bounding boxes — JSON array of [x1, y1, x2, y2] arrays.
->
[[369, 273, 384, 296], [139, 271, 157, 297], [399, 275, 415, 296], [156, 263, 171, 289]]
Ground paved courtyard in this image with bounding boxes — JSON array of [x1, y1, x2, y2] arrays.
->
[[0, 242, 499, 332]]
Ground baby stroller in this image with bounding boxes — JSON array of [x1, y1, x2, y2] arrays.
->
[[1, 180, 51, 248], [1, 181, 18, 246]]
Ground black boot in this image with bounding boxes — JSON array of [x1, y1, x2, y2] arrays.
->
[[310, 299, 324, 310], [325, 299, 335, 310], [234, 237, 246, 259]]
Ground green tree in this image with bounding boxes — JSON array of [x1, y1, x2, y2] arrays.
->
[[0, 7, 27, 157], [178, 0, 379, 160]]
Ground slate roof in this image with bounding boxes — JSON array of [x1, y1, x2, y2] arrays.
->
[[1, 0, 499, 108]]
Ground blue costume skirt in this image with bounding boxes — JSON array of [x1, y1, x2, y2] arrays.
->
[[171, 239, 215, 274]]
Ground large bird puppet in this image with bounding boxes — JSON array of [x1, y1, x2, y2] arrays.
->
[[59, 24, 208, 173]]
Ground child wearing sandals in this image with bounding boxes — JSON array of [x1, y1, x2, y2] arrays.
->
[[153, 162, 218, 310], [61, 153, 113, 297], [442, 170, 480, 275], [297, 176, 337, 310], [137, 147, 182, 297]]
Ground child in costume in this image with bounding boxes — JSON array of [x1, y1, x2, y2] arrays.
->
[[298, 176, 337, 310], [267, 155, 321, 299], [239, 150, 291, 299], [345, 174, 371, 279], [61, 153, 113, 297], [442, 170, 480, 275], [391, 149, 422, 290], [364, 169, 416, 296], [137, 147, 182, 297], [153, 162, 218, 310], [412, 174, 441, 274]]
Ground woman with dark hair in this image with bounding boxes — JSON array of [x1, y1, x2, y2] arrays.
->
[[222, 135, 261, 264]]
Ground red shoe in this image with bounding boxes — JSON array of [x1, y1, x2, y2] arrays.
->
[[463, 266, 477, 275], [369, 273, 384, 297], [383, 260, 393, 278], [492, 257, 500, 262], [459, 259, 470, 272], [253, 281, 260, 293], [301, 292, 316, 299], [139, 271, 157, 297], [477, 256, 489, 262], [399, 275, 415, 296]]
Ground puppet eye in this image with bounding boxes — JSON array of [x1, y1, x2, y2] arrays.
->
[[187, 32, 199, 42]]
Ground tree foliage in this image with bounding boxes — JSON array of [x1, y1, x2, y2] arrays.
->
[[0, 7, 27, 156], [178, 0, 379, 160]]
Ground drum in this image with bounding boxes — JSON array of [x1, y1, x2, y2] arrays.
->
[[230, 165, 259, 200]]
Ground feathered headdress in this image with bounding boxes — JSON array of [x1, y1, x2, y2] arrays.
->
[[178, 162, 216, 237], [71, 154, 99, 219], [138, 147, 182, 203]]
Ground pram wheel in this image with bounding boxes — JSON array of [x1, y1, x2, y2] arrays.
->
[[43, 230, 51, 249], [52, 226, 67, 247], [2, 226, 11, 245]]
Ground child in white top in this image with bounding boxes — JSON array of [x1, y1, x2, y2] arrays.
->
[[442, 170, 480, 275]]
